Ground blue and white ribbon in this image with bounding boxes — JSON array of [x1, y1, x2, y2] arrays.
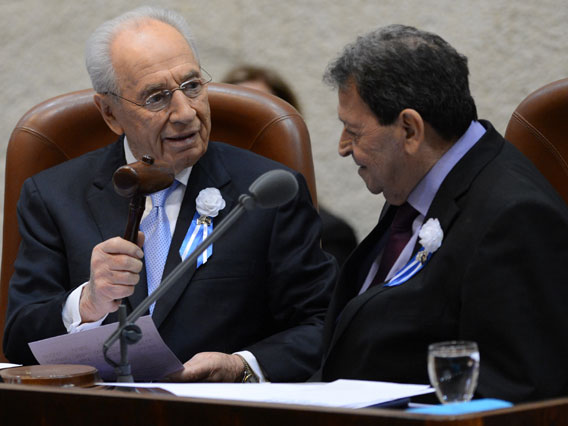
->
[[179, 212, 213, 268], [384, 248, 432, 287]]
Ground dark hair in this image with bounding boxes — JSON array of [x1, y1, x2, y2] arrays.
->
[[323, 24, 477, 141], [222, 65, 302, 113]]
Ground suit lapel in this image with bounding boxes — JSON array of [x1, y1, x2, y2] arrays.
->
[[151, 144, 236, 327], [86, 139, 130, 243], [325, 278, 393, 358], [329, 205, 395, 316], [322, 205, 395, 350]]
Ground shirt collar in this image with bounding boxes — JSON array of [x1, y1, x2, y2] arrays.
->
[[123, 136, 191, 186], [407, 120, 486, 216]]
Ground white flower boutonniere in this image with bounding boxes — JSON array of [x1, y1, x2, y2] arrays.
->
[[417, 218, 443, 263], [386, 217, 443, 287], [196, 188, 226, 225]]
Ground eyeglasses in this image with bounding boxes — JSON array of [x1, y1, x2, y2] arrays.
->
[[105, 68, 212, 112]]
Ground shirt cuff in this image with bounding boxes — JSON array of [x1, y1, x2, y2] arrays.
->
[[62, 283, 107, 333], [234, 350, 268, 383]]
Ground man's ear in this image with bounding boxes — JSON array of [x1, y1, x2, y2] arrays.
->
[[398, 109, 424, 155], [94, 93, 124, 136]]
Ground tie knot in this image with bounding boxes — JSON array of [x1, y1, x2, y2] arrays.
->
[[391, 202, 419, 231], [150, 180, 179, 208]]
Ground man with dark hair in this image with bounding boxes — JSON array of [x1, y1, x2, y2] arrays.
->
[[4, 7, 336, 383], [313, 25, 568, 402]]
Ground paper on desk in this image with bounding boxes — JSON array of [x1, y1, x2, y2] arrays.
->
[[105, 379, 434, 408], [29, 315, 183, 381], [0, 363, 21, 370]]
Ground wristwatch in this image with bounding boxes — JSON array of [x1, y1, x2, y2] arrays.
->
[[236, 354, 259, 383]]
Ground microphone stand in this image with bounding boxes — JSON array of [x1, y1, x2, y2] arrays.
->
[[102, 193, 255, 383]]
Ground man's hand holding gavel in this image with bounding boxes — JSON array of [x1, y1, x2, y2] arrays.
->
[[80, 234, 145, 323], [79, 155, 174, 323]]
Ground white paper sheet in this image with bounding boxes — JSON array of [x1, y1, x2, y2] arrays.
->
[[29, 316, 183, 381], [104, 379, 434, 408], [0, 363, 21, 370]]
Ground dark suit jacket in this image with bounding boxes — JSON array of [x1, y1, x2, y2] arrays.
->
[[319, 207, 358, 267], [315, 122, 568, 402], [4, 139, 337, 382]]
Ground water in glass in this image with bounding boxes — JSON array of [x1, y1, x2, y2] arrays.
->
[[427, 341, 480, 404]]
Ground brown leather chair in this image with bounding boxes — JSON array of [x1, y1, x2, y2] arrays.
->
[[505, 78, 568, 204], [0, 83, 317, 360]]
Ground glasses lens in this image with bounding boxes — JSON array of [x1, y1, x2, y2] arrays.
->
[[181, 79, 206, 98], [145, 91, 171, 112]]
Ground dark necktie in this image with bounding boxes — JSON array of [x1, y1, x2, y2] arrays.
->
[[373, 202, 419, 285]]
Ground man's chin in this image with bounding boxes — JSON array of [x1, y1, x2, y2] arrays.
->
[[363, 180, 383, 195]]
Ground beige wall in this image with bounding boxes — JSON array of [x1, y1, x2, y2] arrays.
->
[[1, 0, 567, 251]]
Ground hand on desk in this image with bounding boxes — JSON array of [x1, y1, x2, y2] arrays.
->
[[167, 352, 244, 382], [80, 234, 145, 323]]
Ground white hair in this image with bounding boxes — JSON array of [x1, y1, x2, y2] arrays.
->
[[85, 6, 199, 94]]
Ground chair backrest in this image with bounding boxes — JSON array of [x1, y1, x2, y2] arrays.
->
[[505, 78, 568, 203], [0, 83, 317, 358]]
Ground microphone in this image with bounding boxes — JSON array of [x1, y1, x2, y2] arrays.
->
[[239, 168, 299, 210], [103, 168, 299, 382]]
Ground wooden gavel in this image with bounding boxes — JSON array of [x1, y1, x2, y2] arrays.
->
[[112, 155, 175, 243]]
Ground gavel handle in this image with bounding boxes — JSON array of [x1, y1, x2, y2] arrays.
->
[[123, 195, 146, 243], [113, 195, 144, 307]]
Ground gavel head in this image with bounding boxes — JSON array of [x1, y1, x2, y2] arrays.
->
[[113, 155, 175, 198]]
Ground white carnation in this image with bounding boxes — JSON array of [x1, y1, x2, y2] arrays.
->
[[418, 218, 443, 254], [196, 188, 226, 218]]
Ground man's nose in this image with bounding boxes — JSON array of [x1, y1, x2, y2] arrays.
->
[[338, 137, 352, 157], [169, 90, 197, 123]]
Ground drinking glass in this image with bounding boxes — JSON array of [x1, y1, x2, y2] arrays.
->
[[427, 340, 480, 404]]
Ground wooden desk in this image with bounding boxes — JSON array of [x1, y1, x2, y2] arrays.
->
[[0, 382, 566, 425]]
